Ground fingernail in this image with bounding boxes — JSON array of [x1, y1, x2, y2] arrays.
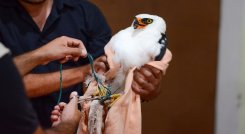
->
[[66, 55, 72, 60], [81, 50, 87, 57], [70, 91, 78, 100]]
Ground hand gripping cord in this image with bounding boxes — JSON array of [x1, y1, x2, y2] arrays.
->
[[57, 53, 112, 104]]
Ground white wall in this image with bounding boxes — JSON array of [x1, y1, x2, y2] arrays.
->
[[216, 0, 245, 134], [238, 5, 245, 133]]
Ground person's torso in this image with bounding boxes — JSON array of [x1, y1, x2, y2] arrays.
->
[[0, 0, 111, 128]]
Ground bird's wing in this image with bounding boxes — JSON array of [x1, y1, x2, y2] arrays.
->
[[155, 33, 168, 61]]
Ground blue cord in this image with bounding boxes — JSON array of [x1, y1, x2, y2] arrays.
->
[[87, 54, 112, 96], [57, 63, 63, 104], [57, 53, 111, 104]]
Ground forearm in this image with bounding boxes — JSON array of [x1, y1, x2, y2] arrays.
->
[[34, 122, 78, 134], [45, 121, 78, 134], [24, 65, 90, 98], [13, 36, 88, 76], [13, 49, 46, 76]]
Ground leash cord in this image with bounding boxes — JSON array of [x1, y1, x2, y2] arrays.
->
[[57, 53, 111, 104], [87, 54, 112, 97], [57, 63, 63, 104]]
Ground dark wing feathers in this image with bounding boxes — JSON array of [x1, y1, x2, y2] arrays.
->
[[155, 33, 168, 61]]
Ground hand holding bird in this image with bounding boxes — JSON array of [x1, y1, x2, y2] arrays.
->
[[77, 14, 171, 134]]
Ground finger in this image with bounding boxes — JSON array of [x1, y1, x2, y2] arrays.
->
[[132, 81, 151, 98], [135, 77, 155, 92], [131, 81, 139, 93], [58, 102, 67, 111], [51, 110, 61, 116], [60, 36, 84, 49], [70, 41, 80, 48], [69, 91, 79, 100], [67, 39, 81, 48], [102, 57, 110, 70], [59, 55, 72, 64], [51, 115, 59, 122], [96, 55, 107, 62], [95, 62, 107, 73], [59, 58, 67, 64], [134, 70, 155, 90], [144, 65, 162, 79], [95, 55, 110, 70], [131, 81, 142, 94], [73, 56, 80, 62], [64, 47, 84, 58], [54, 105, 60, 111], [94, 62, 105, 70], [69, 40, 87, 58], [138, 67, 157, 84], [67, 91, 79, 109], [132, 82, 154, 101], [133, 70, 147, 85], [75, 41, 87, 58], [67, 40, 74, 47], [138, 68, 159, 86]]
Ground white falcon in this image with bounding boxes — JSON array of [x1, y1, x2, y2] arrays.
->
[[109, 14, 168, 93]]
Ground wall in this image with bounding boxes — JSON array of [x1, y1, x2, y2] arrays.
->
[[90, 0, 220, 134], [216, 0, 245, 134], [238, 1, 245, 133]]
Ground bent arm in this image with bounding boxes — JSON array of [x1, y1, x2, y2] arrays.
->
[[14, 49, 46, 76], [24, 65, 90, 98], [13, 36, 87, 76]]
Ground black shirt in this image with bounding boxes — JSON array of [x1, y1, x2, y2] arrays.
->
[[0, 48, 38, 134], [0, 0, 111, 128]]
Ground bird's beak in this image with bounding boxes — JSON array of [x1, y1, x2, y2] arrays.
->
[[133, 18, 147, 29]]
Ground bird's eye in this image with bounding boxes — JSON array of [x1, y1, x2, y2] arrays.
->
[[147, 19, 153, 24], [141, 18, 153, 24]]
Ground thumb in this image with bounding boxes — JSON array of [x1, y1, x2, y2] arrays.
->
[[67, 91, 79, 108], [64, 47, 84, 58]]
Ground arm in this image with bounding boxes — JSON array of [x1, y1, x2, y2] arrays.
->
[[24, 65, 89, 98], [35, 123, 77, 134], [24, 55, 107, 98], [22, 2, 111, 97], [12, 36, 89, 97], [38, 92, 80, 134], [44, 122, 78, 134], [34, 92, 80, 134], [0, 43, 81, 134], [14, 36, 87, 76], [13, 49, 47, 76]]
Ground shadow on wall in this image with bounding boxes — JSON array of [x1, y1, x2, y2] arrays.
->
[[91, 0, 220, 134]]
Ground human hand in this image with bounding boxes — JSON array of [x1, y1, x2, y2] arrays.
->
[[51, 91, 81, 127], [132, 64, 163, 101], [37, 36, 87, 65], [93, 55, 109, 74]]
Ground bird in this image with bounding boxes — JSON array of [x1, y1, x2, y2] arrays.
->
[[79, 14, 168, 134], [107, 13, 168, 94]]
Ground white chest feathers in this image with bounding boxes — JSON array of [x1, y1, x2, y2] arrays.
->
[[110, 27, 163, 71], [107, 14, 167, 92]]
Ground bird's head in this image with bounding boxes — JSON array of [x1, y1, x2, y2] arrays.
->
[[132, 14, 166, 33]]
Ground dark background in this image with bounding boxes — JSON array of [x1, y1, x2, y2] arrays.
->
[[91, 0, 220, 133]]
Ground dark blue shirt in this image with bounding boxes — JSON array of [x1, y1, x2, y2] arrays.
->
[[0, 0, 111, 128], [0, 50, 38, 134]]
